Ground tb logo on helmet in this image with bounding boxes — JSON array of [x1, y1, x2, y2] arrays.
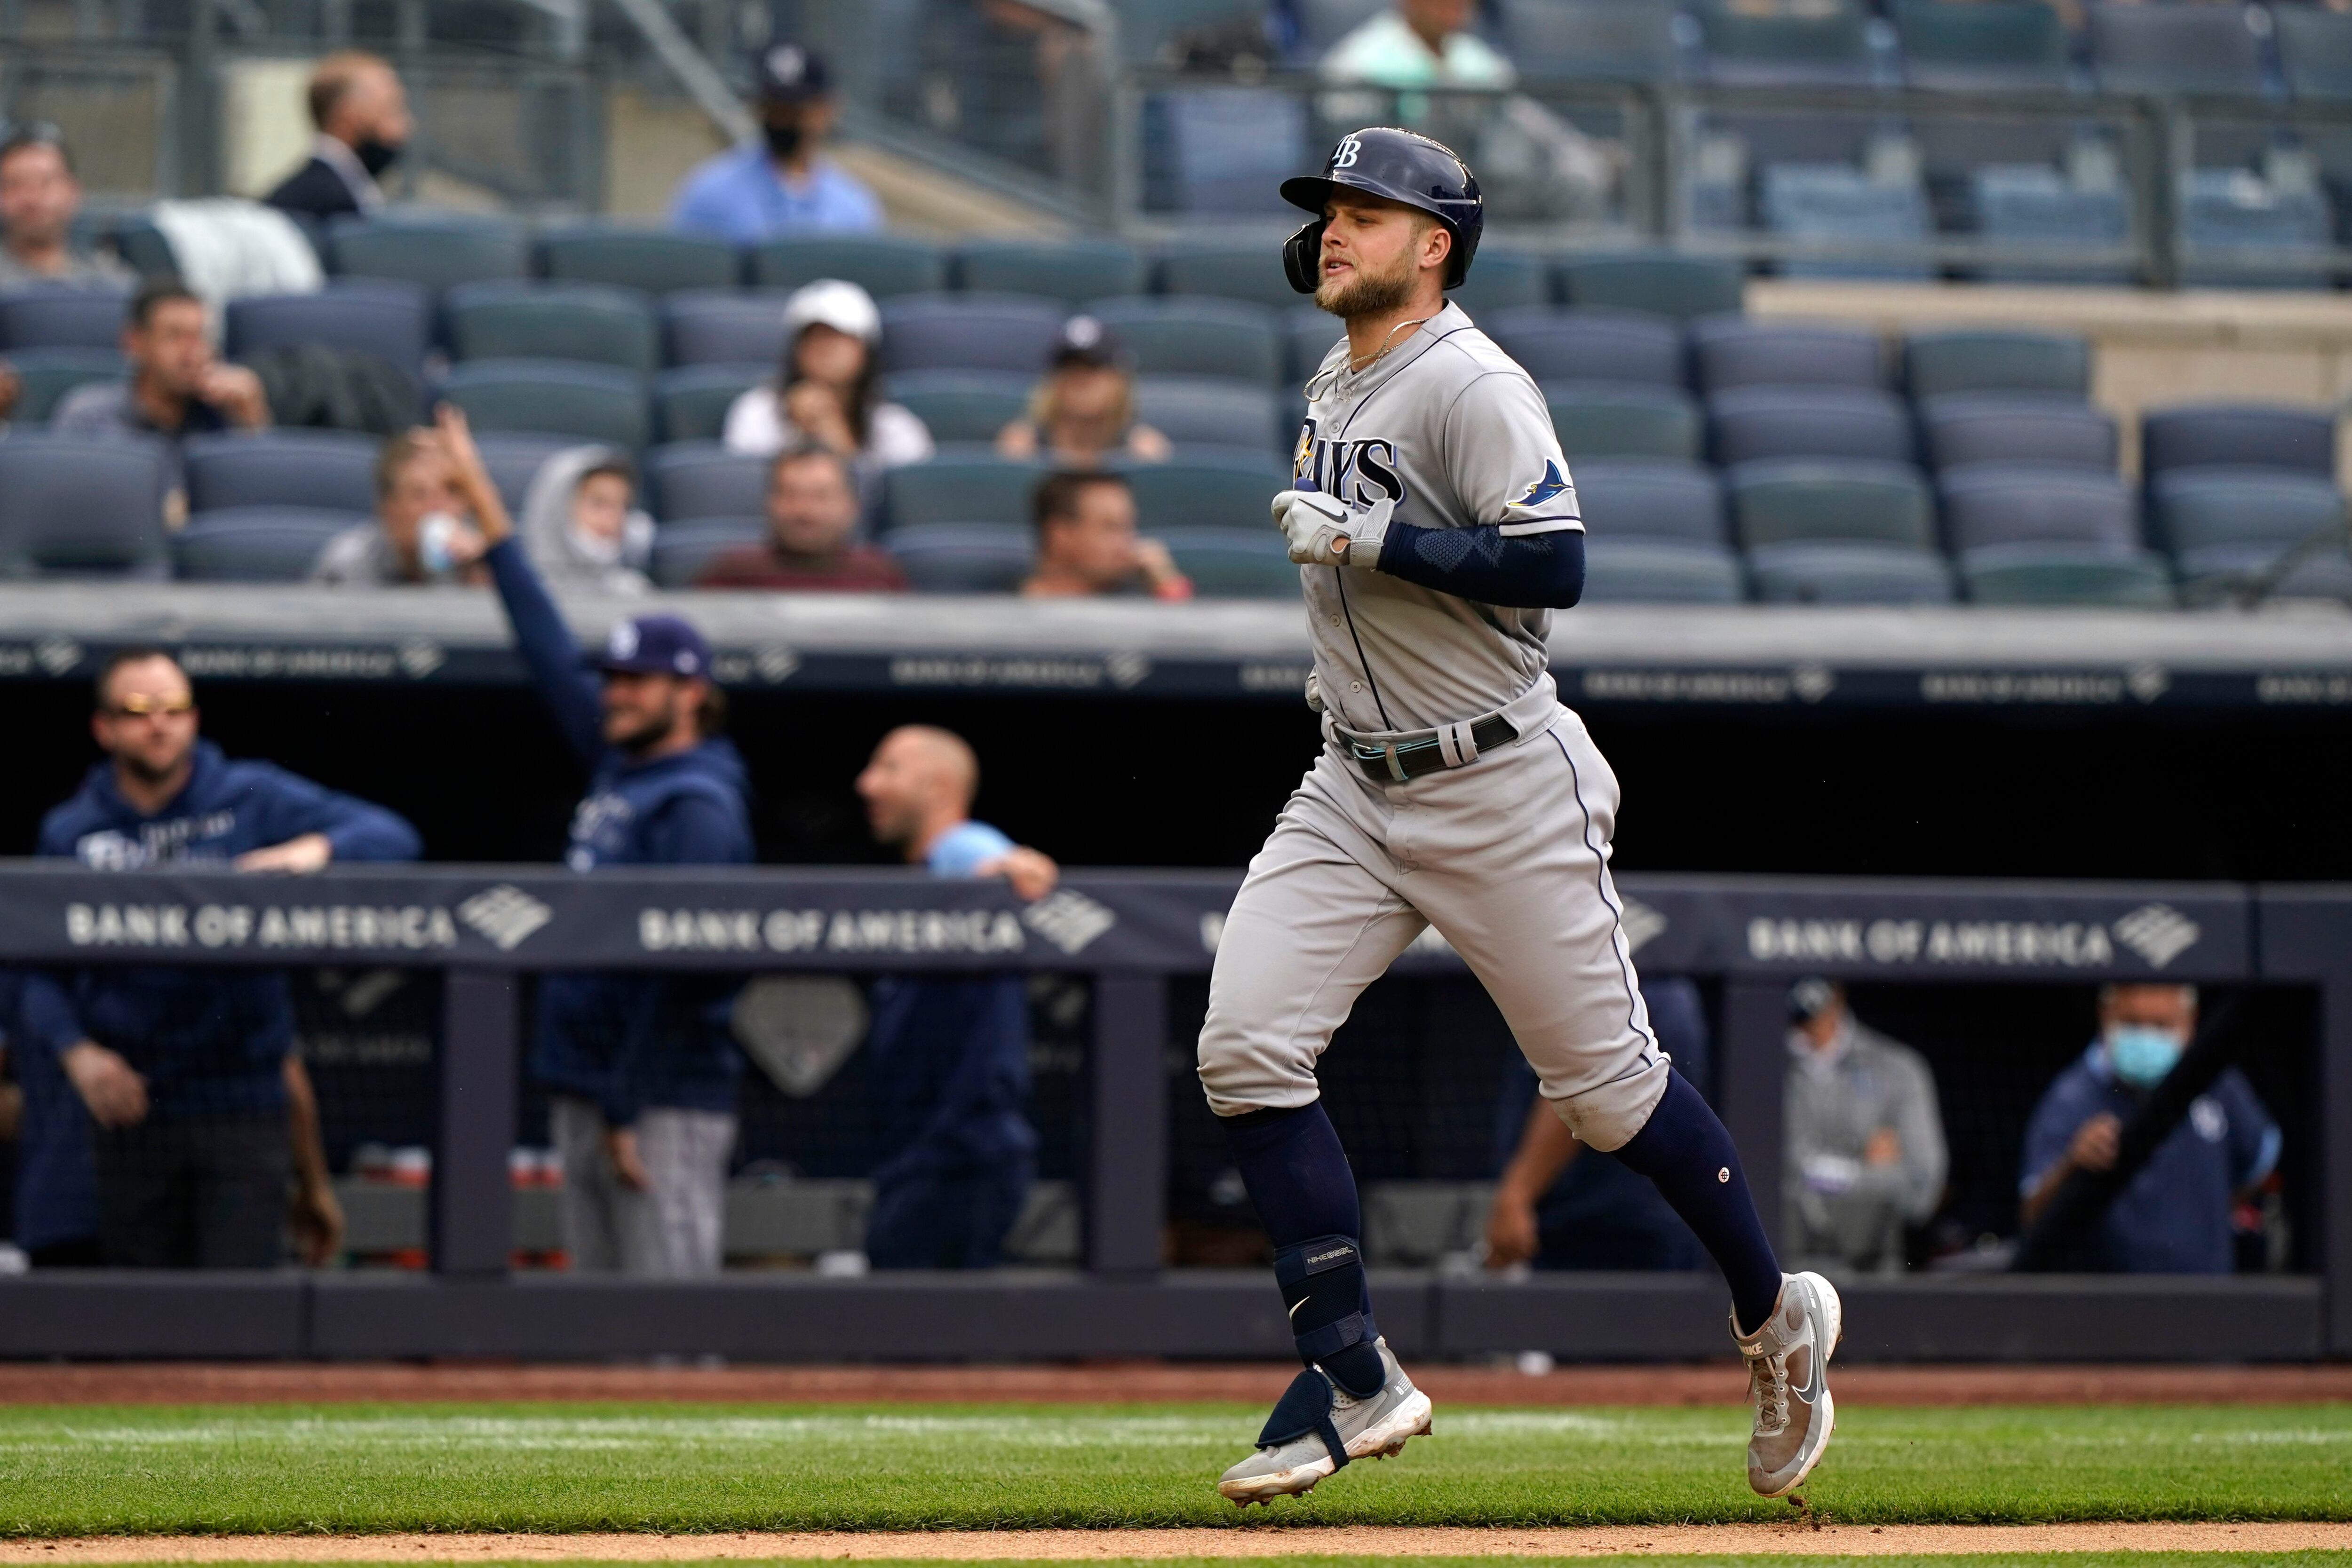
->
[[1330, 136, 1362, 170]]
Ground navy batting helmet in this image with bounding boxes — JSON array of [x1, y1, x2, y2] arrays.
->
[[1279, 127, 1484, 295]]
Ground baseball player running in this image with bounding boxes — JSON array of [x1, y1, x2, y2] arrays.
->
[[1202, 127, 1840, 1507]]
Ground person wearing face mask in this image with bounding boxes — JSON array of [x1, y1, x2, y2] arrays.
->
[[518, 445, 654, 595], [264, 51, 413, 224], [311, 426, 488, 587], [667, 45, 882, 244], [1781, 979, 1947, 1274], [2019, 983, 2281, 1274]]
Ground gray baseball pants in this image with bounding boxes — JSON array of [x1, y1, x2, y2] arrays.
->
[[551, 1095, 737, 1277], [1197, 707, 1670, 1152]]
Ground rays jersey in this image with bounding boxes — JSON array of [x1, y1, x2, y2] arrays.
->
[[1294, 301, 1582, 734]]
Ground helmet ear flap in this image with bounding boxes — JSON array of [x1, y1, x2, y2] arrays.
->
[[1283, 219, 1327, 295]]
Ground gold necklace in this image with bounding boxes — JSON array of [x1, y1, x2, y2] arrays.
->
[[1307, 313, 1438, 401]]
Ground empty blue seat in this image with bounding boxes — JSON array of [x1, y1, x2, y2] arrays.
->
[[1086, 297, 1283, 383], [1488, 308, 1684, 386], [1157, 243, 1300, 311], [477, 433, 577, 515], [1291, 0, 1385, 55], [1709, 385, 1913, 465], [2090, 3, 2264, 95], [1122, 449, 1289, 532], [1690, 316, 1884, 393], [1572, 457, 1727, 543], [445, 281, 661, 375], [2179, 170, 2333, 290], [1694, 0, 1873, 85], [2177, 540, 2352, 603], [886, 522, 1035, 593], [2149, 468, 2345, 555], [183, 429, 378, 515], [1959, 542, 2176, 607], [1894, 0, 2068, 90], [1919, 394, 2116, 472], [1136, 378, 1284, 452], [654, 364, 765, 444], [1749, 541, 1956, 603], [749, 236, 945, 298], [5, 347, 122, 422], [1939, 463, 2138, 552], [2142, 404, 2336, 477], [884, 449, 1044, 530], [173, 507, 362, 581], [956, 240, 1146, 306], [0, 434, 167, 577], [884, 371, 1033, 446], [645, 443, 770, 523], [1502, 0, 1680, 79], [1905, 329, 2090, 399], [1285, 307, 1344, 382], [1141, 88, 1307, 216], [438, 361, 650, 451], [1450, 249, 1550, 317], [651, 517, 767, 588], [1970, 166, 2134, 285], [1761, 165, 1932, 281], [0, 285, 128, 351], [1156, 526, 1299, 598], [329, 216, 529, 289], [224, 280, 431, 375], [664, 290, 795, 370], [1728, 458, 1935, 549], [1556, 253, 1745, 321], [2275, 6, 2352, 100], [538, 226, 740, 294], [1581, 539, 1748, 603], [880, 294, 1068, 376], [1544, 382, 1704, 461]]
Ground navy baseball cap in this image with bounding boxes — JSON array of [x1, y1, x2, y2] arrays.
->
[[592, 614, 711, 678], [1050, 314, 1126, 370], [755, 43, 831, 104]]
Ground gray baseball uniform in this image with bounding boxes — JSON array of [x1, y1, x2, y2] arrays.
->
[[1196, 301, 1671, 1152]]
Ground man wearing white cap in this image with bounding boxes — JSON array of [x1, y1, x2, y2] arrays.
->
[[721, 278, 934, 476]]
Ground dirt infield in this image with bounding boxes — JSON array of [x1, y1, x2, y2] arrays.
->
[[2, 1362, 2349, 1408], [4, 1525, 2350, 1560]]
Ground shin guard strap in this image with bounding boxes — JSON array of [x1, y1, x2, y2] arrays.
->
[[1255, 1367, 1351, 1471], [1273, 1234, 1378, 1368]]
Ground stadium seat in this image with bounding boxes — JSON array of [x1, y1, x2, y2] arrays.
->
[[663, 290, 795, 370], [650, 517, 767, 588], [879, 294, 1069, 376], [1748, 541, 1957, 603], [2149, 467, 2346, 556], [1580, 539, 1748, 603], [1760, 165, 1933, 281], [1136, 378, 1285, 452], [2275, 6, 2352, 99], [1969, 166, 2134, 285], [884, 371, 1033, 445], [1156, 526, 1300, 597], [1487, 307, 1685, 387], [172, 507, 362, 582], [1690, 317, 1883, 393], [1959, 542, 2176, 607], [476, 433, 577, 515], [1121, 448, 1289, 532], [955, 240, 1145, 306], [1140, 89, 1307, 217], [645, 443, 770, 523], [328, 215, 530, 289], [1919, 394, 2117, 472], [886, 522, 1036, 593], [2142, 404, 2336, 478], [183, 429, 378, 515], [1938, 464, 2139, 553], [0, 434, 167, 577], [2179, 170, 2333, 290], [1450, 249, 1550, 316], [1893, 0, 2068, 90], [1556, 254, 1745, 322], [1156, 243, 1300, 311], [1500, 0, 1680, 80], [1117, 0, 1264, 65], [445, 281, 660, 375], [654, 365, 764, 444], [1568, 457, 1726, 543], [1726, 458, 1935, 550], [2090, 3, 2264, 95], [5, 347, 122, 422], [1904, 329, 2090, 400], [1708, 385, 1913, 466], [1291, 0, 1385, 55], [224, 280, 431, 375], [1692, 0, 1873, 85], [538, 226, 742, 293], [884, 449, 1044, 530], [1084, 297, 1283, 383], [2176, 540, 2352, 603], [748, 235, 946, 298], [0, 285, 128, 350], [1543, 382, 1705, 461], [438, 361, 650, 451], [1285, 307, 1343, 382]]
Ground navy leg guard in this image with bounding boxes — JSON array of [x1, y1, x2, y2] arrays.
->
[[1274, 1234, 1383, 1398], [1256, 1367, 1351, 1470]]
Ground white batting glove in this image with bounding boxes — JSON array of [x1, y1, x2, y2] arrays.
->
[[1271, 489, 1386, 568]]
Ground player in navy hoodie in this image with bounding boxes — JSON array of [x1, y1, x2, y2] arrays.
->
[[444, 406, 756, 1278], [17, 647, 419, 1267]]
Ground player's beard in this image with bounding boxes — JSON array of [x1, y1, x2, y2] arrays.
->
[[1316, 248, 1416, 320]]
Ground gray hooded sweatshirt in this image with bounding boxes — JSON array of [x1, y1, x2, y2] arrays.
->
[[520, 443, 656, 595]]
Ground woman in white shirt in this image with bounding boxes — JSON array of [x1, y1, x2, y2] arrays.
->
[[722, 278, 932, 472]]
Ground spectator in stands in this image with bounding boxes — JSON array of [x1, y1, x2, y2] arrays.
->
[[264, 51, 412, 223], [518, 445, 653, 595], [1021, 470, 1192, 601], [457, 404, 756, 1277], [668, 44, 881, 243], [53, 281, 270, 500], [0, 124, 131, 288], [721, 280, 932, 475], [1322, 0, 1511, 92], [1783, 978, 1947, 1273], [16, 649, 404, 1267], [2019, 982, 2279, 1274], [313, 426, 489, 587], [696, 445, 907, 591], [996, 316, 1170, 468], [855, 725, 1056, 1268]]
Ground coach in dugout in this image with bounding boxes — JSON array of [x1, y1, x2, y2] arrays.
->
[[17, 648, 414, 1267], [445, 404, 757, 1279]]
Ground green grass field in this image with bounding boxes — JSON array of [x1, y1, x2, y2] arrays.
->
[[0, 1402, 2345, 1536]]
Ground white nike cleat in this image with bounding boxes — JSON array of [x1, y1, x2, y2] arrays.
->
[[1734, 1270, 1843, 1498], [1216, 1337, 1433, 1507]]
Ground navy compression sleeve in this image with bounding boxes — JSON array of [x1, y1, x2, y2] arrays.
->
[[1373, 523, 1585, 610]]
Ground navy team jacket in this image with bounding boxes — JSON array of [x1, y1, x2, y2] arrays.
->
[[486, 538, 755, 1125]]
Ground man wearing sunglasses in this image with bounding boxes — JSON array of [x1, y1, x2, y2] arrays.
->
[[14, 649, 420, 1268]]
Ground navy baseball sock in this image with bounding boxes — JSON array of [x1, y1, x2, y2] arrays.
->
[[1608, 1069, 1784, 1336], [1224, 1101, 1386, 1398]]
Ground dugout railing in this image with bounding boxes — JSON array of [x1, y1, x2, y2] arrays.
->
[[0, 862, 2342, 1362]]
